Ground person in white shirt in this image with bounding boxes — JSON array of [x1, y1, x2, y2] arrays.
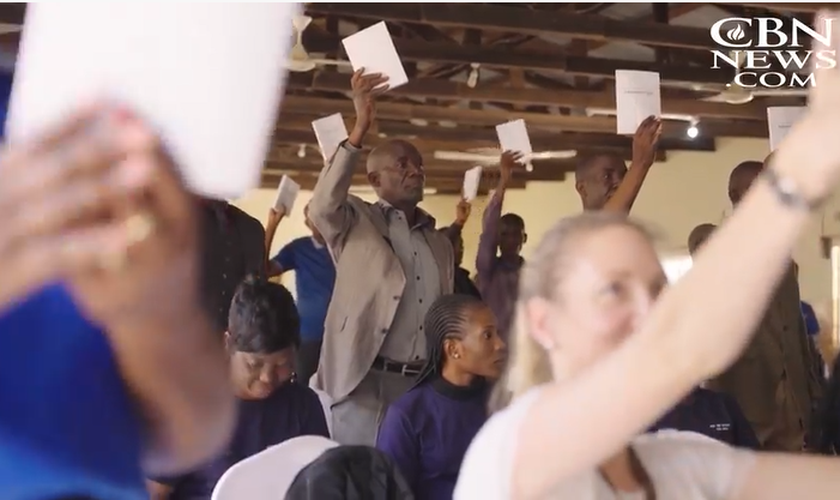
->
[[455, 13, 840, 499]]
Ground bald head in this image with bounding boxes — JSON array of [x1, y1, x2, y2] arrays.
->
[[687, 223, 716, 256], [365, 139, 425, 207], [728, 160, 763, 206], [366, 139, 421, 174]]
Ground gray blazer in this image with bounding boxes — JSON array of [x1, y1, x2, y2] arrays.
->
[[307, 141, 454, 403]]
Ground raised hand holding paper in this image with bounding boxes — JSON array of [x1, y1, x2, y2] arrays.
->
[[615, 70, 661, 135], [767, 106, 807, 151], [342, 22, 408, 90], [274, 176, 301, 213], [311, 113, 348, 162], [7, 3, 298, 200], [463, 166, 483, 202], [496, 119, 533, 160]]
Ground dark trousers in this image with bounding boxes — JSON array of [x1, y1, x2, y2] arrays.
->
[[296, 339, 323, 386]]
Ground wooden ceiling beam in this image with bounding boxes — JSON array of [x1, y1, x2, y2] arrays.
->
[[727, 3, 831, 13], [305, 3, 718, 50], [273, 115, 715, 152], [376, 121, 716, 153], [279, 95, 768, 138], [265, 150, 576, 180], [303, 31, 734, 85], [272, 126, 667, 164], [287, 71, 767, 121]]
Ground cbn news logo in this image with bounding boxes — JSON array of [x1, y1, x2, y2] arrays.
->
[[709, 16, 836, 88]]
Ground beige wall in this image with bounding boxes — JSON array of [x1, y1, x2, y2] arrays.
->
[[234, 137, 835, 311]]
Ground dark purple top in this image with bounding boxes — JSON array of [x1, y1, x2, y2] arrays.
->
[[376, 378, 489, 500], [649, 387, 760, 449], [154, 381, 329, 499], [475, 193, 521, 341]]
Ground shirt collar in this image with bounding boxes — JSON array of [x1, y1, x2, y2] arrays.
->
[[376, 199, 436, 230]]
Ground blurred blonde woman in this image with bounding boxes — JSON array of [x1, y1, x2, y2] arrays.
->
[[455, 12, 840, 500]]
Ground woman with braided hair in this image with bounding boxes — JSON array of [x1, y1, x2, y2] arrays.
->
[[375, 293, 506, 500]]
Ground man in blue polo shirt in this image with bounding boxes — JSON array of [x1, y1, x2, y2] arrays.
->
[[265, 202, 336, 386]]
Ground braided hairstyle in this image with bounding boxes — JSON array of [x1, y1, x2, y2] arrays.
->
[[414, 293, 486, 387]]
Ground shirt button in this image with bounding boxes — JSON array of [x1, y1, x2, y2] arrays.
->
[[380, 328, 388, 334], [223, 273, 227, 279], [419, 299, 423, 304], [416, 276, 420, 281], [419, 325, 423, 330], [414, 252, 417, 256], [414, 356, 420, 360], [393, 295, 400, 301]]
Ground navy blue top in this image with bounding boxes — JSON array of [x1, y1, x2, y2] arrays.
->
[[0, 284, 146, 500], [273, 237, 335, 342], [376, 378, 489, 500], [155, 381, 330, 499], [801, 301, 820, 336], [649, 387, 760, 449]]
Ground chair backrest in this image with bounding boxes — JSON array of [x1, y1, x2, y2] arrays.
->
[[211, 435, 338, 500]]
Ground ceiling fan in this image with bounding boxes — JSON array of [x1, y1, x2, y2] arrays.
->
[[288, 14, 352, 73], [694, 51, 807, 105]]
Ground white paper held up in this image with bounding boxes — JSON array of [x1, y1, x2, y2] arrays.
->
[[615, 70, 661, 135], [274, 175, 301, 213], [311, 113, 348, 162], [7, 3, 298, 200], [496, 119, 533, 161], [767, 106, 807, 151], [463, 166, 483, 202], [342, 21, 408, 90]]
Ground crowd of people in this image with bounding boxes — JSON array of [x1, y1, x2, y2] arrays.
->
[[8, 11, 840, 500]]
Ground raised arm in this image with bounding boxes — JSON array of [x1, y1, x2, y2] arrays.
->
[[442, 199, 471, 247], [308, 70, 388, 251], [509, 16, 840, 498], [735, 452, 840, 500], [476, 152, 519, 277], [264, 205, 287, 277], [602, 116, 661, 214]]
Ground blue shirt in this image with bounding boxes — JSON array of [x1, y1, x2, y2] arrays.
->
[[649, 387, 760, 449], [273, 237, 335, 341], [155, 381, 330, 499], [376, 378, 489, 500], [0, 284, 146, 500]]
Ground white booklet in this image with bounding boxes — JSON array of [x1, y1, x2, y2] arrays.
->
[[615, 70, 661, 135], [274, 175, 300, 212], [767, 106, 807, 151], [342, 21, 408, 90], [311, 113, 348, 162], [496, 119, 533, 160], [6, 3, 298, 200], [462, 166, 483, 202]]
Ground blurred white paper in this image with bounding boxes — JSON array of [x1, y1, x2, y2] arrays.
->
[[767, 106, 807, 151], [615, 70, 661, 135], [463, 166, 483, 202], [7, 3, 299, 200], [274, 175, 300, 212], [311, 113, 348, 162], [496, 119, 533, 161], [342, 21, 408, 90]]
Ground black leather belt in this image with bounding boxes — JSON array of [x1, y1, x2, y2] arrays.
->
[[372, 356, 425, 377]]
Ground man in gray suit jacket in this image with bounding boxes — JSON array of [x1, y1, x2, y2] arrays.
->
[[308, 70, 454, 445]]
